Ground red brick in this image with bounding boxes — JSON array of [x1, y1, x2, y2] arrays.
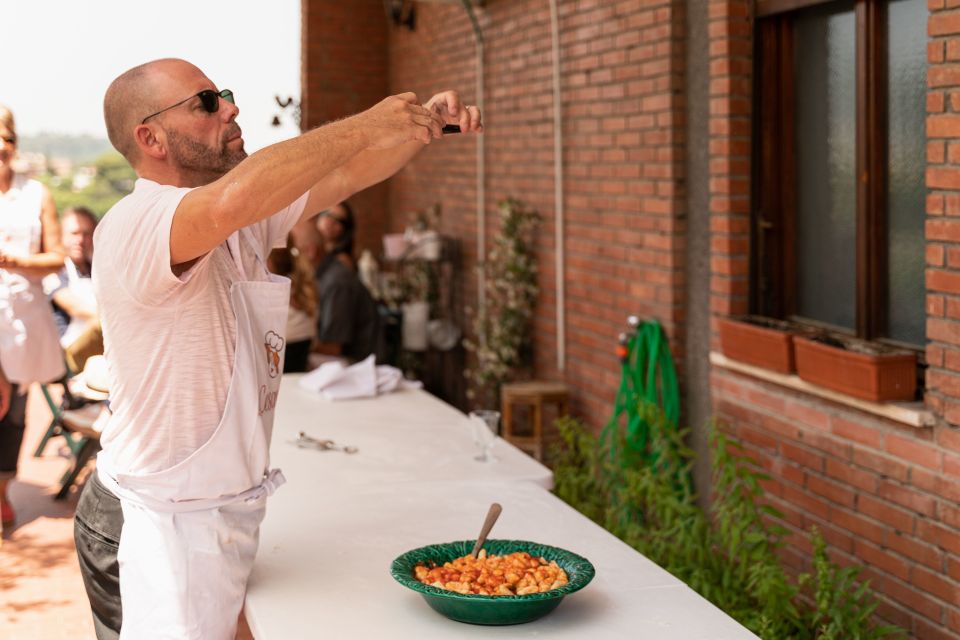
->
[[830, 508, 886, 546], [851, 447, 911, 482], [933, 40, 948, 63], [946, 453, 960, 477], [885, 433, 943, 470], [930, 65, 960, 88], [929, 114, 960, 137], [918, 520, 960, 554], [930, 294, 947, 317], [938, 426, 960, 452], [942, 502, 960, 529], [914, 619, 958, 640], [930, 12, 960, 36], [931, 193, 946, 215], [781, 484, 831, 521], [780, 461, 806, 486], [928, 269, 960, 295], [878, 481, 937, 517], [853, 540, 911, 581], [832, 416, 884, 449], [738, 426, 778, 452], [885, 532, 944, 571], [926, 244, 944, 267], [929, 167, 960, 189], [784, 402, 830, 431], [825, 458, 878, 492], [913, 565, 959, 603], [859, 494, 916, 533], [807, 474, 856, 507], [781, 442, 825, 472], [878, 575, 943, 620], [928, 318, 960, 344]]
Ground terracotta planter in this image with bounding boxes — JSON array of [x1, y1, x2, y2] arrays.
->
[[793, 336, 917, 403], [717, 316, 797, 374]]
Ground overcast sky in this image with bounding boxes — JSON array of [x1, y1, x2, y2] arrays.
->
[[3, 0, 301, 152]]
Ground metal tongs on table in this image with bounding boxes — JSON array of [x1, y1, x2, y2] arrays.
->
[[293, 431, 359, 454]]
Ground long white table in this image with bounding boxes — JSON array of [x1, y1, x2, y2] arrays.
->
[[244, 376, 758, 639], [266, 380, 554, 489]]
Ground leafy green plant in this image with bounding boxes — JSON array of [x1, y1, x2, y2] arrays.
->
[[464, 197, 540, 406], [799, 529, 905, 640], [551, 413, 904, 640]]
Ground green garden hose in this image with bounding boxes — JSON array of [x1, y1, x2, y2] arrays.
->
[[599, 317, 681, 470]]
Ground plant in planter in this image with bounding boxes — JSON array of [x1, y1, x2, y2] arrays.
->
[[793, 334, 917, 403], [717, 315, 812, 374], [464, 197, 540, 407]]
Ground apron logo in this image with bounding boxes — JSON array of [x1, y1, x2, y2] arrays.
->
[[264, 330, 285, 379]]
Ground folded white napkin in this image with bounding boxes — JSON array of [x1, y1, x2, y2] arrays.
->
[[298, 355, 422, 400]]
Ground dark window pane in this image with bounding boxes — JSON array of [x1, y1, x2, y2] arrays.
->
[[794, 2, 857, 331], [886, 0, 927, 346]]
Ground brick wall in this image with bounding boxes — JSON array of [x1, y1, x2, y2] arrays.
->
[[708, 1, 960, 637], [302, 0, 960, 636], [300, 0, 390, 255], [386, 0, 688, 426]]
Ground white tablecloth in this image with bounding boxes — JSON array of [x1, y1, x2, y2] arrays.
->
[[245, 375, 759, 639], [268, 380, 554, 489]]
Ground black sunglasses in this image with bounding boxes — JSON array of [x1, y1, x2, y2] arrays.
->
[[141, 89, 235, 125]]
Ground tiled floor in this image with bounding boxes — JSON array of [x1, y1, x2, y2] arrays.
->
[[0, 387, 254, 640]]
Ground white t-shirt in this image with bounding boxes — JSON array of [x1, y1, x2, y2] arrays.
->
[[93, 178, 307, 475]]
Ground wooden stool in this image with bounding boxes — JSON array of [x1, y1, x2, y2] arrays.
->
[[500, 381, 569, 461]]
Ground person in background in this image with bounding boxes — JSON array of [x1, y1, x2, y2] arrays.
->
[[0, 362, 11, 540], [0, 104, 66, 527], [47, 206, 102, 372], [314, 201, 382, 362], [288, 215, 323, 269], [267, 237, 318, 372]]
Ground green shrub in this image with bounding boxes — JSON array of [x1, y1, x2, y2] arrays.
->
[[551, 413, 904, 640]]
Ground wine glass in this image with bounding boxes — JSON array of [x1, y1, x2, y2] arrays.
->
[[469, 410, 500, 462]]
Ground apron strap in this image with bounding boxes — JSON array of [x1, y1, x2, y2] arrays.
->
[[98, 466, 286, 513]]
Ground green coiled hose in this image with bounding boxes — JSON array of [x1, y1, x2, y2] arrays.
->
[[599, 318, 681, 469]]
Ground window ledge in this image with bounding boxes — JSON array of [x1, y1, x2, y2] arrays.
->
[[709, 351, 934, 429]]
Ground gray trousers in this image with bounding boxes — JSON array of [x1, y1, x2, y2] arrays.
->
[[74, 472, 123, 639]]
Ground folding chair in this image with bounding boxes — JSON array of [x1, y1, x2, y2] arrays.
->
[[33, 379, 82, 457], [33, 378, 105, 499], [53, 403, 104, 500]]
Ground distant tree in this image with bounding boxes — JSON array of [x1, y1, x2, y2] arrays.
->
[[40, 151, 136, 218]]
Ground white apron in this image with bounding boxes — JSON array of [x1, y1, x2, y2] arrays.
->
[[97, 228, 290, 640], [0, 175, 65, 385], [59, 257, 97, 348]]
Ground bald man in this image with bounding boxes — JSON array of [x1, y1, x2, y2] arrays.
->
[[73, 58, 482, 640]]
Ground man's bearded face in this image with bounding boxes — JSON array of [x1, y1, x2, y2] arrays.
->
[[166, 123, 247, 184]]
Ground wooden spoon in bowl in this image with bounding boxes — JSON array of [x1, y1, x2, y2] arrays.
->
[[470, 503, 503, 558]]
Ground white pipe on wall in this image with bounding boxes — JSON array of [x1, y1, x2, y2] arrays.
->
[[548, 0, 565, 372]]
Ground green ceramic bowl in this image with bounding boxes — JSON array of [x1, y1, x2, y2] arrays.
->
[[390, 539, 595, 626]]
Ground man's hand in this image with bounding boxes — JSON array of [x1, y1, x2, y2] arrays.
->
[[425, 91, 483, 133], [0, 367, 11, 420], [0, 253, 22, 269], [359, 93, 445, 150]]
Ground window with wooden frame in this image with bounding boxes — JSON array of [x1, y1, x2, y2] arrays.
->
[[752, 0, 926, 353]]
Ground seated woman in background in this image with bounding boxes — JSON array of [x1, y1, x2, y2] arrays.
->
[[268, 237, 318, 373], [314, 201, 381, 362]]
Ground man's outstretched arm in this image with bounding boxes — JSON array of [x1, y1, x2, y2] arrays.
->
[[169, 93, 444, 266], [301, 91, 484, 219]]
